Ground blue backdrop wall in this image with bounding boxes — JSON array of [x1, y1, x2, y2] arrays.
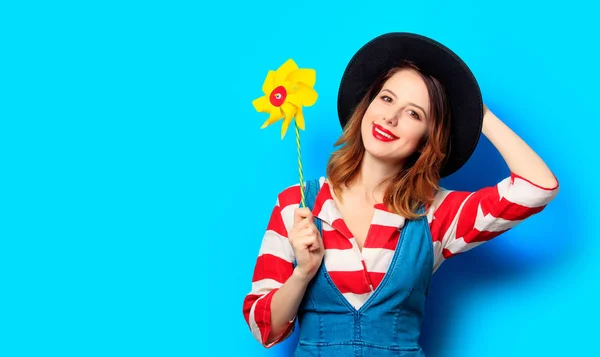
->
[[1, 0, 598, 356]]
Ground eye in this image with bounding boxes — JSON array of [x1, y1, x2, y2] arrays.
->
[[380, 95, 393, 103], [408, 110, 420, 120]]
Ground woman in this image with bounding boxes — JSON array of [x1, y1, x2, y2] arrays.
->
[[242, 32, 559, 356]]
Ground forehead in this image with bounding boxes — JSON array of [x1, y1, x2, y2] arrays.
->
[[382, 69, 430, 109]]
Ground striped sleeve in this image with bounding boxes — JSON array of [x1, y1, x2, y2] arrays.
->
[[242, 186, 300, 348], [429, 172, 559, 265]]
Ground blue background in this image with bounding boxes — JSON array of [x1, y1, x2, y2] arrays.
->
[[1, 0, 598, 356]]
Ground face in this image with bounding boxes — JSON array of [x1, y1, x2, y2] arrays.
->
[[361, 68, 431, 166]]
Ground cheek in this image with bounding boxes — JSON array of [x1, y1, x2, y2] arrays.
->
[[362, 109, 374, 123], [364, 102, 384, 119], [401, 122, 428, 144], [361, 114, 375, 131]]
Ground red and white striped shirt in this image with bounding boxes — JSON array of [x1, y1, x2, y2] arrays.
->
[[243, 173, 559, 347]]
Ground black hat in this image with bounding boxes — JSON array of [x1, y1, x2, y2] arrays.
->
[[337, 32, 483, 178]]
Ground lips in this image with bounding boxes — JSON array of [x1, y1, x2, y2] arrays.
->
[[372, 124, 399, 142]]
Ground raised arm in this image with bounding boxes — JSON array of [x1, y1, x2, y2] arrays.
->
[[482, 104, 557, 188], [428, 105, 559, 270]]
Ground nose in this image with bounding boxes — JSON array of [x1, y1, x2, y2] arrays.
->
[[384, 113, 398, 127]]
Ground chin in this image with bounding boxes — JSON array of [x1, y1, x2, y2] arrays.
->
[[364, 146, 397, 164], [363, 142, 409, 166]]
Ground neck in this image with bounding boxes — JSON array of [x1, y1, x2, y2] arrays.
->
[[353, 153, 402, 204]]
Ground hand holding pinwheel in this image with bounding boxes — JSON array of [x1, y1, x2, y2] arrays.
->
[[252, 59, 318, 207]]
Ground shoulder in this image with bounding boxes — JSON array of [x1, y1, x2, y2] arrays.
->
[[426, 186, 472, 217]]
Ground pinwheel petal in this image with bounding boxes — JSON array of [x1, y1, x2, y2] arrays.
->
[[252, 96, 272, 113], [274, 59, 299, 87], [285, 93, 302, 108], [296, 83, 318, 106], [260, 107, 284, 129], [262, 70, 275, 95], [288, 68, 316, 87], [280, 102, 296, 139], [295, 106, 305, 130]]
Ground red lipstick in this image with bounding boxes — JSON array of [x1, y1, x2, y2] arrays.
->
[[372, 124, 399, 142]]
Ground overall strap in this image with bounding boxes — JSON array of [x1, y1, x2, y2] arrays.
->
[[304, 178, 322, 234]]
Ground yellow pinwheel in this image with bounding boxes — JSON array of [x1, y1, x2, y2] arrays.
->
[[252, 58, 319, 208], [252, 59, 318, 139]]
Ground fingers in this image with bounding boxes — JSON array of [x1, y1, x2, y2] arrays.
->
[[291, 207, 322, 253], [312, 229, 323, 252], [293, 207, 313, 226], [296, 234, 321, 252], [293, 216, 315, 233], [298, 226, 319, 239], [296, 224, 322, 248]]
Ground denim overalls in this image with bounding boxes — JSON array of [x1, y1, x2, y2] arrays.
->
[[294, 179, 433, 357]]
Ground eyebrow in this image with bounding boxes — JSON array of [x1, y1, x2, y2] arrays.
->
[[382, 89, 429, 119]]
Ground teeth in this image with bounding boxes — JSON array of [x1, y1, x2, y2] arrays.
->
[[375, 127, 395, 139]]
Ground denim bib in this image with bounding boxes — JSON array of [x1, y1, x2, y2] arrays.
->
[[294, 178, 433, 357]]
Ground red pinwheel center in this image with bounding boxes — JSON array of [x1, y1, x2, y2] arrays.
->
[[269, 86, 287, 107]]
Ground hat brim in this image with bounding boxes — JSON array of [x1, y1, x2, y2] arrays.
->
[[337, 32, 483, 178]]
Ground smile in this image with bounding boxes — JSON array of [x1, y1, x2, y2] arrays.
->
[[372, 124, 399, 142]]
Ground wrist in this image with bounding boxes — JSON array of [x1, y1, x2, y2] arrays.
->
[[481, 105, 496, 137], [292, 266, 314, 284]]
